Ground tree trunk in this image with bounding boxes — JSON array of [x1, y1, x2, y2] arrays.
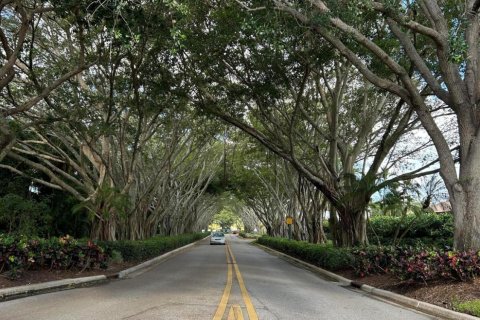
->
[[329, 206, 339, 246], [90, 207, 117, 241], [308, 211, 326, 244], [91, 218, 116, 241], [334, 208, 367, 247], [450, 177, 480, 251]]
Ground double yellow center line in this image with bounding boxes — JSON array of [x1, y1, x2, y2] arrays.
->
[[213, 242, 258, 320]]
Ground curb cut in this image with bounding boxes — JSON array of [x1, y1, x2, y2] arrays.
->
[[118, 235, 209, 279], [254, 243, 479, 320], [0, 275, 107, 302], [0, 235, 209, 302]]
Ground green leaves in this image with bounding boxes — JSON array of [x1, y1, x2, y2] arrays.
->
[[448, 33, 467, 64], [367, 213, 454, 247], [352, 245, 480, 282], [257, 236, 354, 270], [212, 209, 240, 230], [99, 232, 206, 262], [0, 234, 107, 279], [0, 194, 53, 237]]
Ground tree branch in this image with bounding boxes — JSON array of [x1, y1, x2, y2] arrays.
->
[[0, 163, 64, 190], [375, 146, 460, 191]]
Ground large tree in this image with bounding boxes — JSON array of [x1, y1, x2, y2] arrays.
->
[[172, 3, 443, 246], [1, 1, 222, 240], [0, 1, 95, 161], [271, 0, 478, 250]]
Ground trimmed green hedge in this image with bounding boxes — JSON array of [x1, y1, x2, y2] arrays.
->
[[257, 236, 353, 271], [239, 231, 260, 239], [99, 233, 207, 262], [258, 233, 480, 285]]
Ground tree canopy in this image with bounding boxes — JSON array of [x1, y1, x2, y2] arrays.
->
[[0, 0, 476, 250]]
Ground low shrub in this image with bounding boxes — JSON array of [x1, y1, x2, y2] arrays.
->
[[99, 233, 207, 262], [352, 246, 480, 282], [109, 250, 123, 264], [258, 235, 480, 284], [257, 236, 353, 271], [0, 234, 107, 279], [239, 232, 260, 239], [350, 246, 396, 277]]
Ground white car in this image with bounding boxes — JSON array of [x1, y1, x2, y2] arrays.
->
[[210, 232, 226, 245]]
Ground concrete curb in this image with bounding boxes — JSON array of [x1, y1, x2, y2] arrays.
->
[[254, 242, 479, 320], [0, 235, 209, 302], [0, 275, 107, 301], [118, 235, 209, 279]]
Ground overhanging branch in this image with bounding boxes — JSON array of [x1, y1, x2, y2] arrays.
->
[[375, 146, 460, 191]]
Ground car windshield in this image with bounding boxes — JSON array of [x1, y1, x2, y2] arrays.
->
[[212, 232, 224, 237]]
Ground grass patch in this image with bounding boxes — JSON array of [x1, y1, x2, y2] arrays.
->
[[454, 299, 480, 317]]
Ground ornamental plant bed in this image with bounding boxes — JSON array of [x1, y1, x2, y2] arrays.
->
[[337, 270, 480, 314], [0, 234, 109, 279], [0, 261, 136, 289], [0, 232, 208, 290]]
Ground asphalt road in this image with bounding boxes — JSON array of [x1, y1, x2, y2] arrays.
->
[[0, 235, 438, 320]]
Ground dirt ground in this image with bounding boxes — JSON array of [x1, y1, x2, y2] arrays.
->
[[0, 261, 136, 289], [337, 270, 480, 313]]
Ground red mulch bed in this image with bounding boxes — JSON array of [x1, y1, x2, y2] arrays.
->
[[337, 270, 480, 311], [0, 261, 136, 289]]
